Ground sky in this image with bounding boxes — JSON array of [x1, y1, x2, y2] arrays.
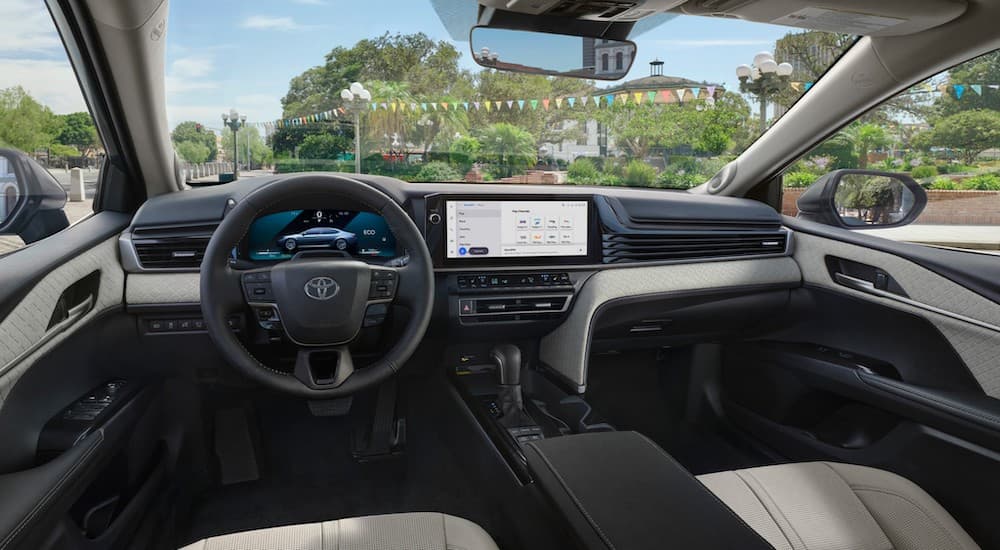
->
[[1, 0, 805, 132]]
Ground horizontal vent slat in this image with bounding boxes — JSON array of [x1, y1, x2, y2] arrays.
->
[[601, 227, 787, 264], [132, 224, 215, 269]]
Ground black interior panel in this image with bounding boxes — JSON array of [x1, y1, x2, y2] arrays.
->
[[761, 287, 981, 392]]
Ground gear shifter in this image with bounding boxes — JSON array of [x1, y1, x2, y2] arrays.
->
[[491, 344, 534, 428]]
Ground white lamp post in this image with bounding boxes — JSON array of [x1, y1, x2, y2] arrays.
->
[[736, 52, 794, 128], [340, 82, 371, 174], [221, 110, 246, 178]]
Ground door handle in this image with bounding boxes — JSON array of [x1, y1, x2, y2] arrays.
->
[[833, 272, 875, 291], [833, 272, 1000, 333]]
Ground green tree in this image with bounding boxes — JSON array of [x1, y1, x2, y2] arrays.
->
[[935, 51, 1000, 116], [171, 121, 218, 161], [479, 123, 536, 177], [175, 141, 211, 163], [449, 135, 481, 172], [298, 133, 347, 160], [221, 126, 273, 169], [270, 125, 352, 157], [55, 112, 98, 157], [282, 32, 473, 118], [0, 86, 61, 153], [843, 123, 889, 168], [928, 109, 1000, 164]]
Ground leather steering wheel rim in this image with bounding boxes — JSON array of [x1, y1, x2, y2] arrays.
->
[[200, 173, 434, 398]]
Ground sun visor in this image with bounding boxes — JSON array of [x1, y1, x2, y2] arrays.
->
[[679, 0, 968, 36]]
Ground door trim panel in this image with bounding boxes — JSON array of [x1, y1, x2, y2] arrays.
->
[[0, 235, 124, 410], [792, 231, 1000, 397]]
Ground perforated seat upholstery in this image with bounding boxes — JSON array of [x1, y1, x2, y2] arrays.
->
[[698, 462, 980, 550], [179, 512, 499, 550]]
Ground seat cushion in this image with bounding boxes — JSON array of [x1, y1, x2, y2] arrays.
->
[[698, 462, 980, 550], [179, 512, 499, 550]]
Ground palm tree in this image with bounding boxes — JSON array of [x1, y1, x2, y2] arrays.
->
[[479, 123, 536, 177]]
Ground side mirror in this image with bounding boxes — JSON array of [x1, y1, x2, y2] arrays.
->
[[0, 148, 69, 244], [470, 26, 636, 81], [796, 169, 927, 229]]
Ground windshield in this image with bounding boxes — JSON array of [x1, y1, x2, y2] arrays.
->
[[165, 2, 852, 188]]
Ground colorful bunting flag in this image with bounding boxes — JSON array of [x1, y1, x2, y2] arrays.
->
[[954, 84, 966, 99], [971, 85, 982, 96], [530, 99, 539, 110]]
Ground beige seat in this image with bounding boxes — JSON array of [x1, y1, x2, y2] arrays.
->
[[698, 462, 980, 550], [179, 512, 498, 550]]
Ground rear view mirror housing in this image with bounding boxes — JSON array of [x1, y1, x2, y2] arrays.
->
[[470, 26, 637, 80], [0, 148, 69, 244], [796, 169, 927, 229]]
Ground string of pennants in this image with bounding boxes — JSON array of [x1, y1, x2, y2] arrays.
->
[[249, 81, 997, 129], [254, 86, 727, 129]]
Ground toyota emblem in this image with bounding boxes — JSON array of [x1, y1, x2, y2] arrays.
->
[[303, 276, 339, 300]]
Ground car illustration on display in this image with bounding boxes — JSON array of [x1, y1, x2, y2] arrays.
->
[[276, 227, 357, 251]]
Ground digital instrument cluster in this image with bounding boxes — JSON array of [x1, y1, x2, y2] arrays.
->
[[246, 209, 397, 261]]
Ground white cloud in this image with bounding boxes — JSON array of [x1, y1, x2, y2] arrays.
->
[[0, 58, 87, 114], [0, 0, 63, 54], [165, 56, 218, 94], [651, 39, 773, 48], [241, 16, 302, 31]]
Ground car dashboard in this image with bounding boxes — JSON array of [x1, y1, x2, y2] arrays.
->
[[118, 174, 800, 393]]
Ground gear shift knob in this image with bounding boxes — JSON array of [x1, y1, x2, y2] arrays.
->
[[491, 344, 522, 386]]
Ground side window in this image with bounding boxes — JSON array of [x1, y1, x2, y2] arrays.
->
[[784, 50, 1000, 254], [0, 4, 102, 256]]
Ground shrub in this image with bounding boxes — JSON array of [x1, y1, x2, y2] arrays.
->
[[959, 174, 1000, 190], [910, 165, 938, 179], [783, 171, 820, 188], [657, 168, 702, 189], [274, 158, 352, 173], [624, 160, 657, 187], [930, 177, 958, 190], [415, 161, 462, 182], [937, 163, 975, 174], [567, 158, 600, 182]]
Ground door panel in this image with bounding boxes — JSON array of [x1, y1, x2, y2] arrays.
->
[[792, 230, 1000, 397], [720, 221, 1000, 546], [0, 213, 179, 550], [0, 236, 123, 408]]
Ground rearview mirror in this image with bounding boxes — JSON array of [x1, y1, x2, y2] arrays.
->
[[470, 27, 636, 80], [0, 148, 69, 245], [796, 169, 927, 229]]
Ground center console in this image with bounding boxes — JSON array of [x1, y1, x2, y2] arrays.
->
[[523, 431, 773, 550], [425, 194, 600, 327]]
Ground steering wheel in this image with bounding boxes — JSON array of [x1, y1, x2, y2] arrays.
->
[[200, 174, 434, 398]]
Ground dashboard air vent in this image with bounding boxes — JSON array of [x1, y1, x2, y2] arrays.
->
[[602, 229, 788, 264], [131, 224, 217, 269]]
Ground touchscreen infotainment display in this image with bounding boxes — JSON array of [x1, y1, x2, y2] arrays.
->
[[246, 209, 396, 261], [445, 200, 589, 259]]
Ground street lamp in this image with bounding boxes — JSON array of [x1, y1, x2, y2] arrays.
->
[[736, 52, 793, 129], [474, 47, 500, 66], [221, 110, 246, 178], [340, 82, 371, 174]]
